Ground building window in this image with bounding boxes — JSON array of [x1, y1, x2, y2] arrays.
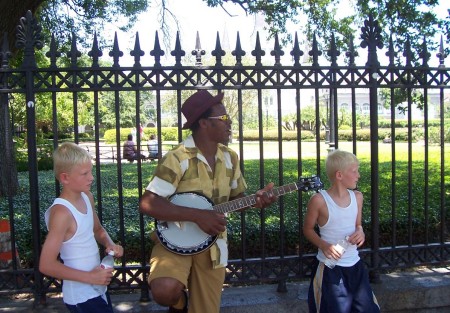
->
[[363, 103, 369, 113]]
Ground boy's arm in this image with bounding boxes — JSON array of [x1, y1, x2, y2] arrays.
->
[[88, 192, 124, 257], [304, 193, 344, 261], [39, 205, 113, 286], [303, 193, 334, 256], [348, 190, 365, 247]]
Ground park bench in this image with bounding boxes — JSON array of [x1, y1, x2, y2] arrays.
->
[[79, 143, 173, 163], [81, 144, 156, 163]]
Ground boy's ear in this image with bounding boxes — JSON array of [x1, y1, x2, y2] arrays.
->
[[58, 172, 69, 184], [335, 170, 343, 180]]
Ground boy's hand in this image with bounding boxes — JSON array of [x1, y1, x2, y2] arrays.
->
[[322, 242, 344, 260], [106, 244, 124, 258], [348, 227, 365, 247], [91, 266, 114, 285]]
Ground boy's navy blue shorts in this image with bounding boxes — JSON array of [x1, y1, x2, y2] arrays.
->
[[65, 292, 114, 313], [308, 259, 380, 313]]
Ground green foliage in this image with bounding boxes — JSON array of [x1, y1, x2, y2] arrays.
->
[[103, 127, 190, 144], [98, 90, 155, 129], [15, 138, 56, 172], [241, 126, 447, 143], [428, 126, 450, 145], [103, 128, 133, 144], [337, 128, 424, 142], [208, 0, 450, 61], [6, 0, 447, 63], [9, 58, 157, 135], [15, 150, 30, 172], [282, 106, 324, 132], [160, 56, 261, 131], [38, 0, 148, 51], [356, 0, 448, 62], [378, 118, 447, 128], [155, 127, 186, 141]]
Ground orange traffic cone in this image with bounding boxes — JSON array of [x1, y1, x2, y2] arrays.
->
[[0, 219, 19, 268]]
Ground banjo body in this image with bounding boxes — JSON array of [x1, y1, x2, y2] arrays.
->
[[155, 193, 217, 255], [155, 175, 323, 255]]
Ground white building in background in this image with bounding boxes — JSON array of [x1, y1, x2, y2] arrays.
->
[[322, 88, 444, 120], [260, 87, 445, 126]]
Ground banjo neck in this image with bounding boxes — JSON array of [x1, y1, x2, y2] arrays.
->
[[157, 175, 323, 255], [212, 182, 299, 214]]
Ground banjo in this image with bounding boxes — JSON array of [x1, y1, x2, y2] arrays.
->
[[155, 175, 323, 255]]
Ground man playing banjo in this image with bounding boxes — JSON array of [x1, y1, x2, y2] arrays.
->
[[139, 90, 277, 313]]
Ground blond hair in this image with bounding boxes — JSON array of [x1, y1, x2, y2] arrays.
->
[[325, 149, 359, 183], [53, 142, 92, 180]]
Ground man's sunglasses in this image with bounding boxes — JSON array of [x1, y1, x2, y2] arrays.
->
[[208, 114, 231, 121]]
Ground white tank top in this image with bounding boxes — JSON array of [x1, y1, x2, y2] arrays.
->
[[44, 192, 105, 305], [316, 189, 360, 267]]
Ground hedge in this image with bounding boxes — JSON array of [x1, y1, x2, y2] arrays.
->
[[103, 126, 449, 144], [103, 127, 190, 144]]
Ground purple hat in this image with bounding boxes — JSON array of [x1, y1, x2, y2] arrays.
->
[[181, 90, 224, 129]]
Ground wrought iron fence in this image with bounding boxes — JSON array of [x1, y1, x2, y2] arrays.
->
[[0, 10, 448, 304]]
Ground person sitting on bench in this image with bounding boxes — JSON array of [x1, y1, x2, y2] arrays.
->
[[147, 134, 159, 159], [123, 134, 146, 162]]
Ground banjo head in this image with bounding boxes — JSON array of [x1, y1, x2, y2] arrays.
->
[[169, 192, 214, 208], [156, 192, 218, 255]]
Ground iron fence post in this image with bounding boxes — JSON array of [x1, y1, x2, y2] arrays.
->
[[16, 10, 45, 304], [361, 14, 382, 283]]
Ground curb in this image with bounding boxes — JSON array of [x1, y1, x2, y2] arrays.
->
[[0, 266, 449, 312]]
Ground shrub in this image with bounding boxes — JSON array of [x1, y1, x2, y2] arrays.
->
[[242, 129, 316, 141], [429, 126, 450, 144], [336, 128, 424, 142], [378, 118, 442, 128], [103, 128, 133, 143], [104, 127, 190, 144]]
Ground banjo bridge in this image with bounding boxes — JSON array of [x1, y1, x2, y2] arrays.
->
[[157, 221, 169, 230]]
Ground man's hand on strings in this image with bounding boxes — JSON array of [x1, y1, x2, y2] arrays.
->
[[253, 182, 277, 209]]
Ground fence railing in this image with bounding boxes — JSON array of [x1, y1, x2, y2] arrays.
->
[[0, 10, 448, 305]]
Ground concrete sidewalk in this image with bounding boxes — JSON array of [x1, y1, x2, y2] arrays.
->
[[1, 266, 449, 312]]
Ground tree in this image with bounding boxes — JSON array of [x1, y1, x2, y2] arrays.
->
[[282, 113, 297, 131], [202, 1, 450, 62], [380, 88, 425, 115], [160, 87, 259, 130], [1, 0, 448, 61], [351, 0, 449, 63], [159, 53, 260, 130], [0, 0, 148, 55], [99, 90, 154, 129], [0, 1, 44, 54]]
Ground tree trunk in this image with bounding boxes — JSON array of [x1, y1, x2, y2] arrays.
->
[[0, 93, 18, 197], [0, 0, 45, 55]]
